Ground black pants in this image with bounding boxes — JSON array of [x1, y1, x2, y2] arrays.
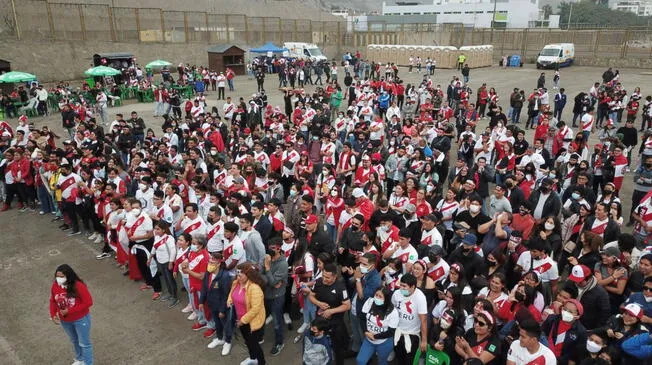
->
[[397, 94, 404, 110], [172, 106, 182, 119], [133, 238, 161, 291], [327, 318, 349, 365], [395, 334, 420, 365], [62, 201, 80, 232], [218, 87, 225, 100], [4, 183, 25, 205], [240, 324, 266, 365], [257, 81, 264, 92]]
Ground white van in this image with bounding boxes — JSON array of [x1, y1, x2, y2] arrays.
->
[[536, 43, 575, 69], [283, 42, 328, 62]]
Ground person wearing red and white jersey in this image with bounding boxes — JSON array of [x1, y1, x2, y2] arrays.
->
[[266, 199, 285, 239], [419, 214, 444, 250], [391, 273, 429, 364], [516, 239, 559, 296], [581, 107, 595, 140], [611, 145, 629, 192], [253, 141, 270, 169], [280, 226, 296, 262], [164, 184, 184, 225], [359, 101, 374, 121], [377, 214, 400, 255], [182, 234, 211, 334], [280, 141, 300, 182], [506, 318, 556, 365], [213, 161, 228, 193], [582, 202, 621, 243], [205, 206, 225, 254], [424, 246, 450, 283], [436, 189, 460, 234], [354, 155, 376, 187], [324, 189, 344, 243], [633, 191, 652, 243], [222, 221, 246, 273], [148, 190, 173, 227], [175, 203, 207, 239], [190, 99, 204, 121], [383, 229, 418, 274], [149, 221, 178, 303], [126, 199, 156, 293], [320, 135, 336, 165], [57, 162, 83, 235], [336, 143, 357, 181], [106, 168, 127, 196], [369, 116, 384, 145]]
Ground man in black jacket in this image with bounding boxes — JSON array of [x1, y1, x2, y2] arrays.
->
[[128, 111, 146, 145], [568, 264, 610, 330], [300, 214, 334, 259], [528, 178, 561, 222], [505, 174, 526, 212], [582, 202, 620, 243], [541, 298, 587, 365]]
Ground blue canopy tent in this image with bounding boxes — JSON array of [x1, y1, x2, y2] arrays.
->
[[250, 42, 288, 54]]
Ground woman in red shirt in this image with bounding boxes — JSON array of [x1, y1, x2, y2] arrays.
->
[[182, 236, 212, 337], [49, 264, 94, 365]]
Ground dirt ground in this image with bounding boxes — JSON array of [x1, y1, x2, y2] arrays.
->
[[1, 64, 651, 365]]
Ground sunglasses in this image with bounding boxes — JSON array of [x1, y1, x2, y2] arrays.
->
[[475, 321, 488, 327], [644, 287, 652, 292]]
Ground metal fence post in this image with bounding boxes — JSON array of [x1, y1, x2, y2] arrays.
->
[[160, 9, 166, 42], [622, 29, 631, 58], [593, 30, 600, 57], [135, 8, 141, 42], [278, 18, 282, 45], [79, 5, 87, 41], [337, 21, 342, 56], [500, 29, 506, 56], [46, 2, 55, 38], [244, 15, 250, 45], [522, 28, 528, 59], [183, 11, 189, 43], [108, 5, 116, 42], [225, 14, 231, 43], [205, 13, 209, 42]]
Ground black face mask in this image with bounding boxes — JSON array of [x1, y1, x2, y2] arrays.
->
[[266, 248, 277, 257], [515, 292, 526, 301], [462, 247, 472, 255], [487, 261, 497, 267], [351, 225, 359, 232], [646, 163, 652, 169], [505, 181, 514, 189], [540, 186, 550, 194]]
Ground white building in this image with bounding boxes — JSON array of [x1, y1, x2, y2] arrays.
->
[[381, 0, 541, 28], [609, 0, 652, 16]]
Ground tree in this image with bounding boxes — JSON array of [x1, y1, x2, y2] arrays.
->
[[558, 1, 652, 28], [542, 4, 553, 19]]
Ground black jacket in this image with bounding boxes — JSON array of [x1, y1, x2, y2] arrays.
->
[[579, 282, 611, 330], [542, 315, 587, 365], [582, 216, 620, 244], [507, 186, 526, 212], [528, 189, 561, 218], [254, 215, 273, 242], [198, 268, 232, 315]]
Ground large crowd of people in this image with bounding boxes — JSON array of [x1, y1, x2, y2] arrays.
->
[[7, 56, 652, 365]]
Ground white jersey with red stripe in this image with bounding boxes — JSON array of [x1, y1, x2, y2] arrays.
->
[[590, 217, 610, 237], [281, 150, 300, 177], [223, 235, 246, 268], [254, 151, 270, 168], [516, 252, 559, 283], [420, 228, 443, 248], [321, 142, 336, 165], [436, 200, 460, 230], [149, 204, 173, 225], [427, 259, 450, 283], [57, 172, 83, 204], [179, 216, 208, 238], [581, 113, 594, 132], [206, 221, 225, 253]]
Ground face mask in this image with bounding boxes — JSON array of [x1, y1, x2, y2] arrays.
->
[[426, 185, 435, 193], [373, 297, 384, 306], [360, 265, 369, 274], [540, 186, 550, 194], [514, 292, 525, 301], [645, 295, 652, 303], [131, 208, 141, 217], [207, 263, 217, 273], [330, 190, 337, 197], [544, 222, 555, 230], [289, 190, 297, 197], [139, 183, 147, 191], [586, 340, 602, 354], [377, 225, 389, 233], [469, 205, 481, 214], [351, 225, 359, 232], [210, 150, 218, 156], [55, 277, 67, 286], [571, 192, 580, 200], [190, 244, 199, 252], [400, 288, 410, 297], [462, 247, 473, 255], [322, 170, 329, 176], [440, 320, 452, 330], [549, 173, 556, 179], [487, 260, 497, 267], [561, 310, 575, 323]]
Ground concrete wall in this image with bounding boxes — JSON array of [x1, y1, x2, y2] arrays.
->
[[0, 39, 209, 82]]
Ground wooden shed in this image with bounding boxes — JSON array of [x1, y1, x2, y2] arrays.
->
[[207, 44, 246, 75]]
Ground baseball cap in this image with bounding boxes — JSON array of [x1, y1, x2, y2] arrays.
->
[[453, 221, 471, 231], [462, 233, 477, 246], [283, 226, 294, 236], [600, 246, 621, 258], [623, 303, 644, 319], [404, 204, 416, 214], [352, 188, 366, 198], [568, 265, 592, 283], [305, 215, 318, 225]]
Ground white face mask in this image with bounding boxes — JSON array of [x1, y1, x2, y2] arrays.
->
[[544, 222, 555, 231], [586, 340, 602, 354], [330, 190, 337, 197], [138, 183, 147, 191], [561, 309, 575, 323], [645, 295, 652, 303], [440, 320, 452, 330], [131, 208, 141, 217], [469, 205, 481, 214], [56, 277, 67, 286]]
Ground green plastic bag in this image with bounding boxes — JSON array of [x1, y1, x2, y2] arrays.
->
[[412, 345, 450, 365]]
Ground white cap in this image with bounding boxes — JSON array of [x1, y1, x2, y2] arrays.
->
[[352, 188, 366, 198]]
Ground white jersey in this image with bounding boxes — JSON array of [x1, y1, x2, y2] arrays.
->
[[420, 228, 443, 248], [178, 216, 207, 239], [57, 173, 83, 204], [391, 288, 428, 334], [516, 252, 559, 283], [506, 341, 556, 365], [361, 298, 399, 345], [223, 235, 246, 268], [206, 221, 225, 253]]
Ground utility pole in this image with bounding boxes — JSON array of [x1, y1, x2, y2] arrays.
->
[[567, 2, 573, 30], [10, 0, 20, 39]]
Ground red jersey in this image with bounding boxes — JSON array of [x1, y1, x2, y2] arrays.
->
[[49, 280, 93, 322]]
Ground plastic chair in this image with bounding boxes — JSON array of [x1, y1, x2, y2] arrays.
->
[[0, 107, 5, 119], [143, 89, 154, 103]]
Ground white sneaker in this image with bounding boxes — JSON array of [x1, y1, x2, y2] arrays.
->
[[283, 313, 292, 324], [187, 312, 197, 321], [94, 236, 103, 244], [296, 322, 309, 334], [387, 351, 395, 362], [240, 358, 258, 365], [181, 303, 193, 313], [208, 338, 225, 349], [71, 360, 84, 365], [221, 342, 232, 356], [88, 233, 98, 241], [265, 315, 273, 325]]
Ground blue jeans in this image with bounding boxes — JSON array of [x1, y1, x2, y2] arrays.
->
[[350, 311, 363, 352], [326, 223, 337, 244], [228, 79, 234, 91], [211, 306, 235, 343], [463, 75, 469, 83], [303, 296, 316, 325], [356, 338, 393, 365], [266, 296, 285, 345], [60, 314, 93, 365], [38, 185, 55, 213]]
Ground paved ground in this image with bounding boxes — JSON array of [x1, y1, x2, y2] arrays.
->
[[2, 64, 652, 365]]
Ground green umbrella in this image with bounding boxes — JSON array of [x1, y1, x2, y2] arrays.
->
[[0, 71, 37, 83], [145, 60, 172, 69], [84, 66, 121, 77]]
